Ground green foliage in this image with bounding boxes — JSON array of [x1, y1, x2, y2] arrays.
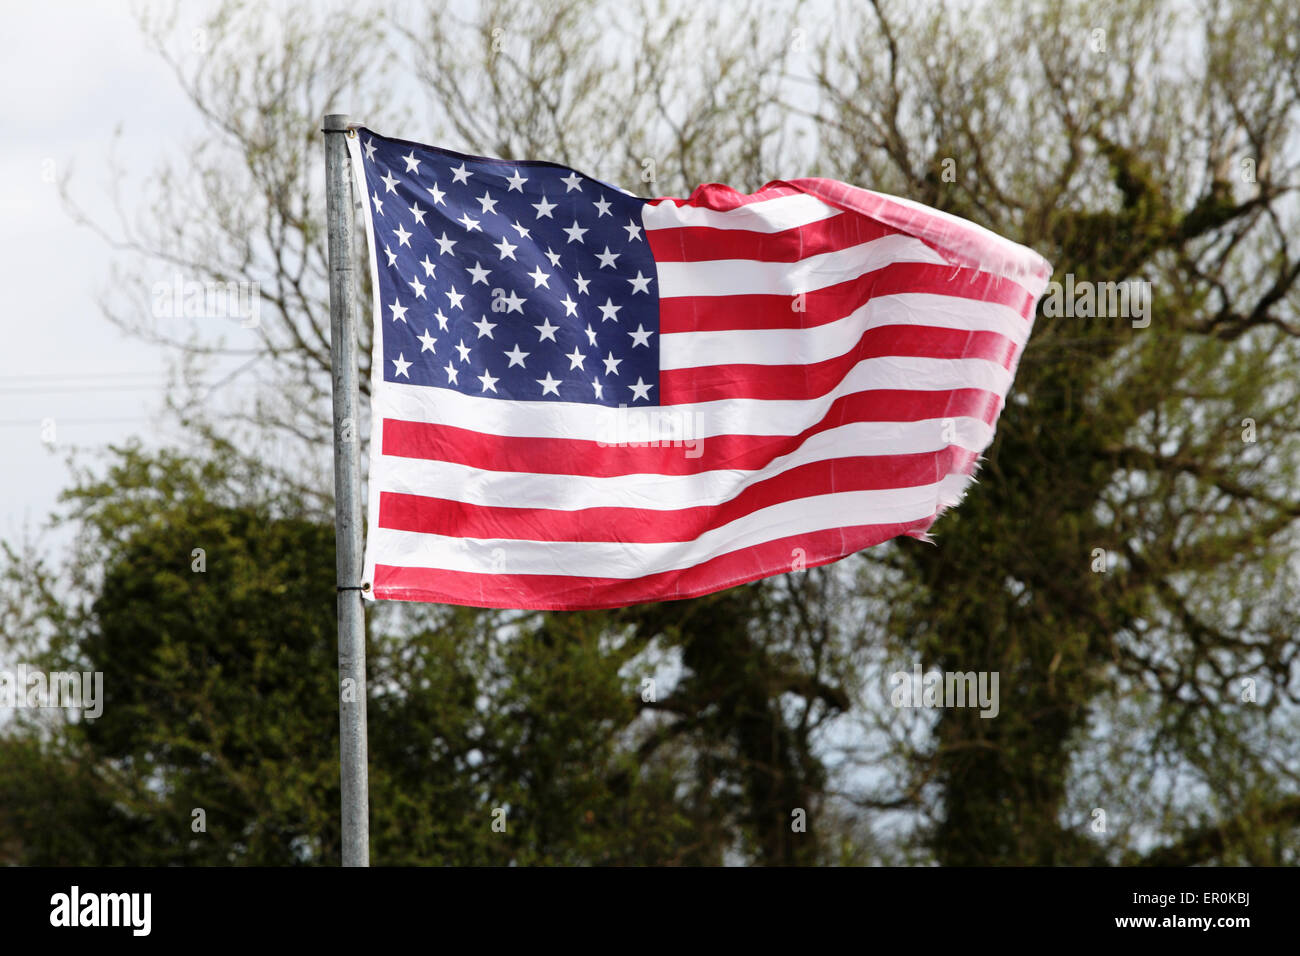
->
[[0, 443, 707, 864]]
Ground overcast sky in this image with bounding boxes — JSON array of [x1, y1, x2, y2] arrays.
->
[[1, 0, 207, 544]]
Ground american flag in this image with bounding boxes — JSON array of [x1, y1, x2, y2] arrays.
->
[[347, 128, 1052, 610]]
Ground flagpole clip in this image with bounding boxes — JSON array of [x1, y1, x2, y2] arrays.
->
[[322, 114, 362, 136]]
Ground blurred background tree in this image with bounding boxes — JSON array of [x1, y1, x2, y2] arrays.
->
[[2, 0, 1299, 865], [0, 440, 702, 864]]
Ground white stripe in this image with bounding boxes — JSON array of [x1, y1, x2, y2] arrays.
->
[[660, 294, 1030, 370], [795, 182, 1054, 288], [860, 188, 1051, 285], [654, 234, 948, 298], [370, 475, 972, 578], [373, 355, 1013, 442], [378, 416, 994, 511], [644, 191, 842, 234]]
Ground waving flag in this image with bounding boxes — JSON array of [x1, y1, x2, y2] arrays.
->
[[347, 128, 1052, 610]]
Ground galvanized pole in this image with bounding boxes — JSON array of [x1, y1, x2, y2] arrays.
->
[[323, 112, 370, 867]]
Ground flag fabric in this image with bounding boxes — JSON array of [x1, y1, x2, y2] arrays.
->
[[346, 128, 1052, 610]]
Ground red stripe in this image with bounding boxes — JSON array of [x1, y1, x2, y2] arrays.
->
[[647, 212, 897, 263], [378, 447, 977, 544], [661, 328, 1019, 404], [381, 388, 1003, 477], [786, 178, 1053, 287], [658, 261, 1037, 333], [371, 519, 935, 610], [649, 182, 801, 213]]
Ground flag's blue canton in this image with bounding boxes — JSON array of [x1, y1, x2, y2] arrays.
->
[[356, 130, 660, 407]]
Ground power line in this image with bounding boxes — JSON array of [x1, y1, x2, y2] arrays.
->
[[0, 417, 155, 427], [0, 383, 183, 394], [0, 370, 170, 382]]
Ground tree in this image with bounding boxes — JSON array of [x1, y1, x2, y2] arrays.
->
[[812, 0, 1300, 863], [0, 441, 704, 864], [0, 442, 341, 864]]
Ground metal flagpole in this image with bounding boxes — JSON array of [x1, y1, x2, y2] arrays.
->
[[323, 112, 370, 867]]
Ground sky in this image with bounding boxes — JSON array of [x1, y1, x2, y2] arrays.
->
[[0, 0, 204, 544]]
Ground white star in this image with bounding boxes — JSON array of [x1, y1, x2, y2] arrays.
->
[[392, 353, 412, 377], [381, 169, 399, 194], [371, 191, 385, 216], [532, 195, 556, 219], [434, 232, 457, 255], [408, 202, 426, 226], [407, 275, 426, 299], [560, 171, 583, 192], [432, 308, 450, 331], [383, 245, 397, 267], [602, 352, 622, 375], [363, 138, 376, 161], [478, 369, 499, 393], [583, 324, 597, 346], [511, 220, 531, 239], [494, 236, 518, 261], [467, 261, 491, 285], [545, 247, 562, 268], [595, 246, 620, 269], [393, 223, 412, 247], [593, 196, 612, 217], [473, 315, 497, 339], [628, 271, 653, 294], [537, 372, 563, 396], [591, 378, 604, 399], [402, 151, 421, 173], [457, 212, 481, 232], [418, 329, 437, 353], [624, 219, 643, 241], [477, 191, 499, 215], [419, 254, 437, 278], [574, 273, 591, 295], [628, 376, 653, 402], [506, 169, 527, 192], [499, 290, 525, 314], [445, 286, 465, 310], [426, 183, 446, 206], [628, 324, 653, 348], [451, 162, 471, 185], [444, 361, 459, 384], [563, 220, 588, 244], [527, 265, 551, 289], [388, 299, 408, 323], [504, 344, 529, 368], [535, 317, 559, 342], [598, 298, 622, 322], [565, 347, 587, 370], [455, 339, 472, 362], [559, 294, 578, 317]]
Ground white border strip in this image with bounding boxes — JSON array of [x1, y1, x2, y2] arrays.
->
[[347, 131, 389, 599]]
